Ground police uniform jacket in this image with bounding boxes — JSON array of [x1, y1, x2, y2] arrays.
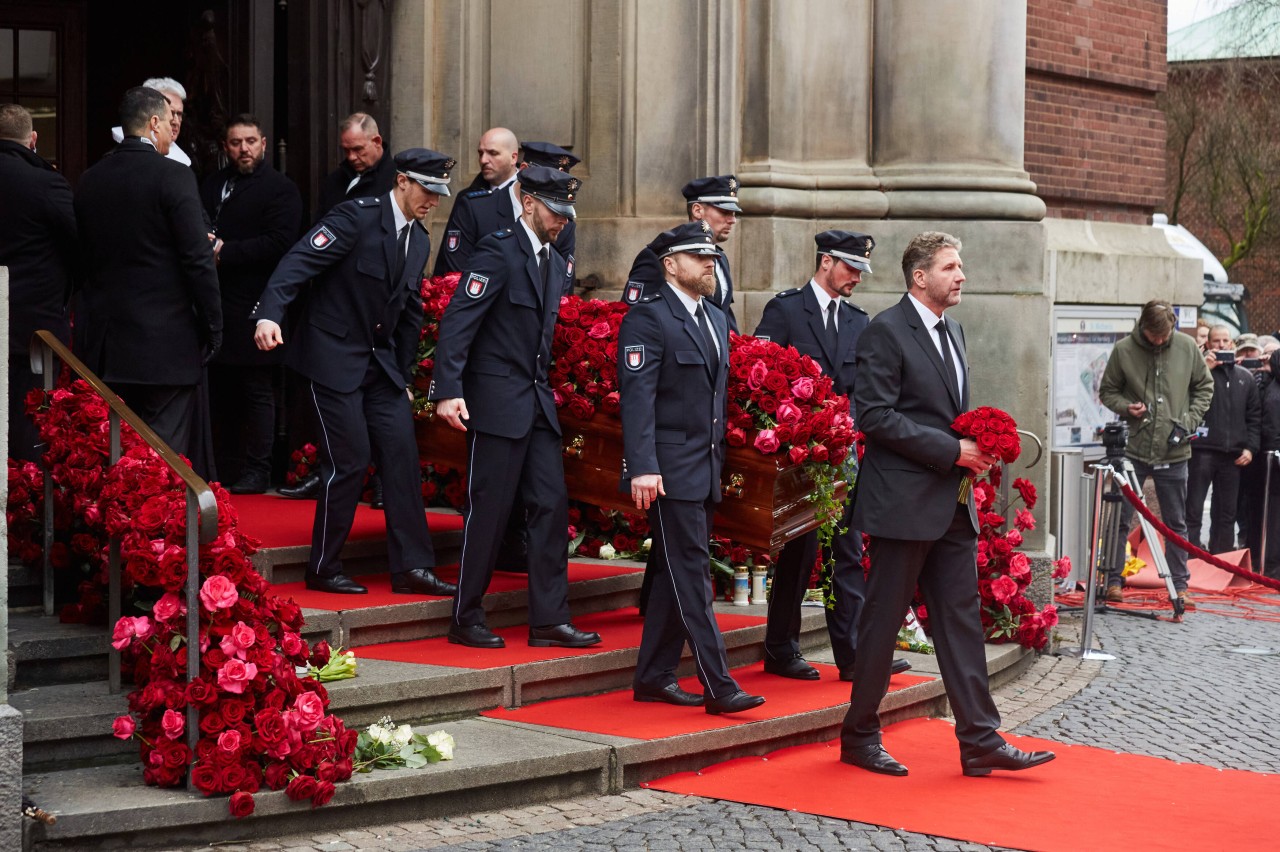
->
[[200, 160, 302, 365], [429, 227, 567, 438], [254, 195, 429, 393], [0, 139, 76, 354], [74, 136, 222, 386], [316, 151, 397, 218], [752, 283, 868, 409], [617, 286, 729, 503], [434, 183, 576, 275], [623, 245, 736, 332]]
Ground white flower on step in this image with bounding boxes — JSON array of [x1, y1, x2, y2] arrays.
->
[[426, 729, 455, 760], [392, 724, 414, 747], [598, 543, 616, 559], [367, 723, 392, 745]]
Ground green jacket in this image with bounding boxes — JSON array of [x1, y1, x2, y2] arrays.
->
[[1098, 326, 1213, 465]]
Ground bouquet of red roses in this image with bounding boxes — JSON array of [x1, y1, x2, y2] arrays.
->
[[950, 406, 1021, 502]]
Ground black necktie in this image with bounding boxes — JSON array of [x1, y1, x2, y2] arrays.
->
[[392, 223, 411, 284], [538, 246, 551, 303], [935, 318, 959, 399], [826, 301, 839, 354], [697, 302, 719, 372]]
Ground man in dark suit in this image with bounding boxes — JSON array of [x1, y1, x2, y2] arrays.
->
[[316, 113, 398, 217], [435, 140, 580, 275], [620, 175, 739, 333], [253, 149, 458, 599], [0, 103, 77, 461], [619, 222, 765, 716], [429, 166, 601, 650], [752, 231, 911, 683], [839, 231, 1053, 777], [75, 86, 222, 458], [201, 114, 302, 493]]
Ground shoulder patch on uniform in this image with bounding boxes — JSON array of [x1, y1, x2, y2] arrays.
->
[[464, 272, 490, 298], [623, 281, 644, 304], [464, 188, 490, 199], [446, 230, 461, 252], [624, 344, 645, 371], [309, 226, 337, 250]]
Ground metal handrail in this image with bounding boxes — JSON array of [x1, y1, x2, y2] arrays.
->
[[30, 329, 217, 768]]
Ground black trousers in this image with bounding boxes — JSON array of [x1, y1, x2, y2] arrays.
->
[[765, 499, 866, 672], [112, 382, 196, 460], [8, 356, 44, 462], [840, 504, 1004, 760], [636, 496, 738, 700], [1186, 448, 1243, 554], [209, 363, 276, 483], [453, 410, 570, 627], [308, 370, 434, 577]]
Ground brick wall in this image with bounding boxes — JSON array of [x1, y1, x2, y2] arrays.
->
[[1025, 0, 1168, 223]]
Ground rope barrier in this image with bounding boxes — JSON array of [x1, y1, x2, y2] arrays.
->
[[1118, 483, 1280, 593]]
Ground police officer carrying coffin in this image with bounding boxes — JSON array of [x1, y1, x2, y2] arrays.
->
[[621, 175, 739, 333], [619, 221, 765, 715], [429, 166, 601, 650], [435, 141, 580, 275], [252, 149, 459, 598], [753, 231, 911, 682]]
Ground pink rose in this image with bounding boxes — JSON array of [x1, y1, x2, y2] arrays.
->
[[218, 729, 242, 753], [776, 400, 803, 425], [747, 361, 769, 390], [753, 429, 781, 454], [200, 575, 239, 611], [790, 377, 815, 401], [111, 616, 153, 650], [160, 709, 185, 740], [990, 575, 1018, 604], [152, 592, 184, 624], [1008, 551, 1031, 581], [219, 621, 257, 660], [292, 692, 325, 731], [112, 715, 137, 740], [587, 321, 612, 339], [216, 659, 258, 694]]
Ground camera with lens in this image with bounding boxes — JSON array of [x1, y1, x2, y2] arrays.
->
[[1102, 421, 1128, 461]]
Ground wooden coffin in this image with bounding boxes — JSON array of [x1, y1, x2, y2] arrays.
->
[[415, 413, 845, 554]]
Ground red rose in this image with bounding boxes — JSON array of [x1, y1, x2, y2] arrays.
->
[[229, 791, 255, 819], [263, 762, 291, 790], [788, 446, 808, 465], [217, 762, 246, 793], [726, 427, 746, 447], [311, 780, 337, 808], [763, 371, 788, 392], [285, 774, 317, 801], [190, 762, 219, 794]]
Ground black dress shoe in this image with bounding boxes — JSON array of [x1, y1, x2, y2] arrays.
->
[[528, 623, 602, 648], [304, 573, 367, 594], [704, 690, 766, 715], [961, 743, 1056, 777], [368, 475, 384, 510], [840, 743, 908, 776], [390, 568, 458, 596], [633, 682, 704, 707], [447, 623, 505, 648], [763, 653, 820, 680], [228, 470, 270, 495], [278, 472, 321, 499], [838, 658, 912, 682]]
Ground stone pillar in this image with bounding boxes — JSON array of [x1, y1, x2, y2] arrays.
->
[[871, 0, 1045, 220]]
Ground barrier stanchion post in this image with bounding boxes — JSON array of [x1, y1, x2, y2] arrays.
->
[[1060, 462, 1116, 660], [1261, 451, 1278, 574]]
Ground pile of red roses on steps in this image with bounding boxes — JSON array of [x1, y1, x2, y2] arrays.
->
[[15, 377, 356, 818]]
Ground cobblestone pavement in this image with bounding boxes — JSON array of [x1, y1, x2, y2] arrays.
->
[[184, 607, 1279, 852]]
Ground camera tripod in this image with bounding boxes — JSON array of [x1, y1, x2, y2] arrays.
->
[[1060, 456, 1185, 660]]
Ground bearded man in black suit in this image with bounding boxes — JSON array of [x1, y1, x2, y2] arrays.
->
[[75, 86, 222, 458], [839, 231, 1054, 778]]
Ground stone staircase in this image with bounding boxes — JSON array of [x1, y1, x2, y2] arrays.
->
[[11, 515, 1031, 850]]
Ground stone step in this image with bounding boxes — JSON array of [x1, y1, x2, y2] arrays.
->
[[9, 611, 109, 690], [7, 561, 43, 610], [20, 644, 1032, 851], [251, 522, 464, 586]]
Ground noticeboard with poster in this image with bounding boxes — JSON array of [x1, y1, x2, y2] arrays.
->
[[1050, 305, 1198, 450]]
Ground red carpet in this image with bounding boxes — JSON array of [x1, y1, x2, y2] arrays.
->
[[482, 661, 931, 738], [227, 493, 464, 548], [646, 717, 1280, 851], [274, 561, 644, 610], [358, 607, 766, 669]]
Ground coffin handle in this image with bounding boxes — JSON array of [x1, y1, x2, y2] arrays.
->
[[722, 472, 745, 498], [563, 434, 585, 458]]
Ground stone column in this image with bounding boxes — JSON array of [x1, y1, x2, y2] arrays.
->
[[871, 0, 1045, 220]]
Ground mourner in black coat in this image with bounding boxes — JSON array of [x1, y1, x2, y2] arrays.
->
[[74, 88, 222, 459], [316, 113, 398, 217], [620, 174, 740, 333], [200, 116, 303, 491], [618, 222, 764, 716], [752, 231, 910, 683], [839, 231, 1054, 778], [253, 149, 458, 599], [0, 106, 77, 460], [429, 166, 600, 651]]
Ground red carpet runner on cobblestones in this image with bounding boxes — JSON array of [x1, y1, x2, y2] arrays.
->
[[645, 717, 1280, 850], [228, 493, 465, 548], [482, 662, 931, 737]]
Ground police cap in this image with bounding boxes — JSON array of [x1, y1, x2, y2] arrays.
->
[[394, 148, 455, 196], [681, 174, 742, 212], [520, 141, 580, 172], [518, 165, 581, 220], [648, 221, 719, 258], [816, 229, 874, 273]]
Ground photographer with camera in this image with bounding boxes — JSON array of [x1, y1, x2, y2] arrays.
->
[[1099, 301, 1213, 605], [1184, 326, 1259, 556]]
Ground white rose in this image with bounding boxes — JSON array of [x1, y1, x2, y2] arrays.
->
[[393, 724, 414, 747], [598, 543, 617, 559], [426, 729, 455, 760]]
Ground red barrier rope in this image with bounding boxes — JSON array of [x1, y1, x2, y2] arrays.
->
[[1118, 484, 1280, 592]]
